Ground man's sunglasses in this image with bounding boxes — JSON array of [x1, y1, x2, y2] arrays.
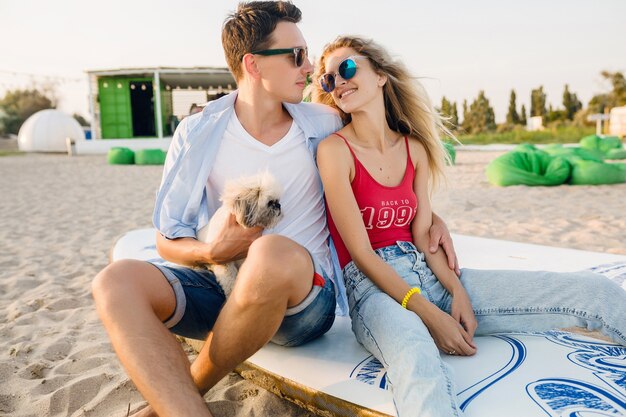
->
[[250, 47, 308, 67], [319, 56, 367, 93]]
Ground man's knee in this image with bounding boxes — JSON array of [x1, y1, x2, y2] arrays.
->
[[245, 235, 310, 284], [92, 259, 133, 301], [91, 259, 162, 303], [235, 235, 312, 303], [92, 260, 174, 316]]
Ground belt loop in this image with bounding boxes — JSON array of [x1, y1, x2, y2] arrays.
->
[[396, 241, 415, 254]]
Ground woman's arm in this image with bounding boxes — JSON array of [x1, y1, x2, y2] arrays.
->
[[317, 135, 471, 351], [410, 142, 460, 292], [319, 136, 476, 355], [410, 139, 478, 340], [318, 136, 432, 311]]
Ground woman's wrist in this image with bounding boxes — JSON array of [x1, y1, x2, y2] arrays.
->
[[407, 294, 437, 317], [448, 281, 466, 297]]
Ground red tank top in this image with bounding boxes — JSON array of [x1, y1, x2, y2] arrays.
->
[[327, 133, 418, 269]]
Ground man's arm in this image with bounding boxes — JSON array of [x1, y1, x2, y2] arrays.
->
[[429, 212, 460, 276], [156, 214, 262, 267]]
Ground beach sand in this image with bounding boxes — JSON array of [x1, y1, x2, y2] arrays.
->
[[0, 151, 624, 416]]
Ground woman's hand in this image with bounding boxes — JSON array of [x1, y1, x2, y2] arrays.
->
[[421, 306, 477, 356], [450, 287, 478, 339]]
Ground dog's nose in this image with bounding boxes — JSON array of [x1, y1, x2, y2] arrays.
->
[[268, 200, 281, 211]]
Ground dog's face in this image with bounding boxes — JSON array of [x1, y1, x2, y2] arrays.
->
[[221, 172, 283, 229]]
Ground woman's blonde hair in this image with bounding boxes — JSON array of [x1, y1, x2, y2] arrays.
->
[[312, 36, 452, 188]]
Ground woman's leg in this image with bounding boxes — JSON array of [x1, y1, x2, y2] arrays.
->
[[459, 269, 626, 345], [351, 290, 462, 417]]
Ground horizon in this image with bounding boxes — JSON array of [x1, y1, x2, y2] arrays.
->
[[1, 0, 624, 124]]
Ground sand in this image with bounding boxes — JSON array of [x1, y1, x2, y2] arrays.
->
[[0, 150, 624, 417]]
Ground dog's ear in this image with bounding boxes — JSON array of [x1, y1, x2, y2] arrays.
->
[[232, 189, 260, 228]]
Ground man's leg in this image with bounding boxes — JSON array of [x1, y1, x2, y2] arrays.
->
[[96, 235, 317, 417], [189, 234, 315, 393], [92, 259, 212, 417]]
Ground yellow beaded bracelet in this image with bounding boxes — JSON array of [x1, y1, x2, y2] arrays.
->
[[401, 287, 421, 309]]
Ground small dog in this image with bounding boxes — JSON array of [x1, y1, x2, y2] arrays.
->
[[196, 171, 283, 296]]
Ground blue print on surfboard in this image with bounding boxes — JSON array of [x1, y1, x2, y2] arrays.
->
[[349, 331, 626, 416]]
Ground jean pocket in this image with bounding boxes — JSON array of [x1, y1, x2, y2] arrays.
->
[[344, 265, 376, 307]]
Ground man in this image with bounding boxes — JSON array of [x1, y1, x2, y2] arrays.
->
[[92, 2, 457, 416]]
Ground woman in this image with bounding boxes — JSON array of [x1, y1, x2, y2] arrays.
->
[[313, 36, 626, 417]]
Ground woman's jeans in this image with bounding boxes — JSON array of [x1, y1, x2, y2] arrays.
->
[[343, 241, 626, 417]]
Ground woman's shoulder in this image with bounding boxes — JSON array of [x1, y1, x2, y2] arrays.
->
[[406, 136, 428, 162], [317, 130, 353, 160], [320, 128, 350, 148]]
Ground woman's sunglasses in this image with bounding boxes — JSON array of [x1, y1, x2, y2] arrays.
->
[[251, 47, 308, 68], [319, 56, 367, 93]]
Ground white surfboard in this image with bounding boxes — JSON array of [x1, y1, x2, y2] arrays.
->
[[111, 229, 626, 417]]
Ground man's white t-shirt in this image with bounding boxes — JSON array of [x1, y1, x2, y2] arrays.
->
[[206, 111, 332, 276]]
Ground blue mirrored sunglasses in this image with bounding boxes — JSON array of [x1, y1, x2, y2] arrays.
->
[[319, 56, 366, 93]]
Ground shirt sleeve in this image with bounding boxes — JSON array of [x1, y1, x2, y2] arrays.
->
[[152, 118, 198, 239]]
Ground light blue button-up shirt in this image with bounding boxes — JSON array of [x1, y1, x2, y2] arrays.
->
[[152, 91, 348, 315]]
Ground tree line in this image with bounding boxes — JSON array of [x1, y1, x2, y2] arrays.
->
[[0, 86, 88, 137], [437, 71, 626, 135], [2, 71, 625, 138]]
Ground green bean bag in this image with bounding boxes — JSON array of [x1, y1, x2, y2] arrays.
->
[[580, 135, 623, 155], [543, 145, 604, 163], [135, 149, 167, 165], [569, 160, 626, 185], [605, 148, 626, 160], [443, 142, 456, 165], [513, 144, 541, 154], [486, 151, 570, 186], [108, 147, 135, 165]]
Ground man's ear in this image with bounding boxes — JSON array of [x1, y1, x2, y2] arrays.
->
[[242, 53, 261, 80]]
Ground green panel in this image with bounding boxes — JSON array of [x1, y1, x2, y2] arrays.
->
[[99, 76, 154, 139], [160, 89, 173, 136], [99, 77, 132, 138]]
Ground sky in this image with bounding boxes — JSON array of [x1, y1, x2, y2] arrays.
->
[[1, 0, 624, 123]]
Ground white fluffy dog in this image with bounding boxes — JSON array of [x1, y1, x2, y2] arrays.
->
[[196, 171, 283, 296]]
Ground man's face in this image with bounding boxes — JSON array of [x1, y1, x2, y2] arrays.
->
[[253, 21, 313, 104]]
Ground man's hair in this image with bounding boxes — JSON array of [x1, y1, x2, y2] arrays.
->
[[222, 1, 302, 80]]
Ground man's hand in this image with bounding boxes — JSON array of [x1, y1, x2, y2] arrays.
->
[[428, 213, 460, 276], [207, 214, 263, 264]]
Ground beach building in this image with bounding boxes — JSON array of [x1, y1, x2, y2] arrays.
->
[[79, 67, 236, 154], [526, 116, 544, 131], [609, 106, 626, 138]]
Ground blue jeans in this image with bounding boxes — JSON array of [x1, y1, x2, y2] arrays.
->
[[151, 256, 336, 346], [343, 241, 626, 417]]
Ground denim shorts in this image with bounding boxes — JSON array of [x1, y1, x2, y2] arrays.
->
[[150, 255, 336, 346]]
